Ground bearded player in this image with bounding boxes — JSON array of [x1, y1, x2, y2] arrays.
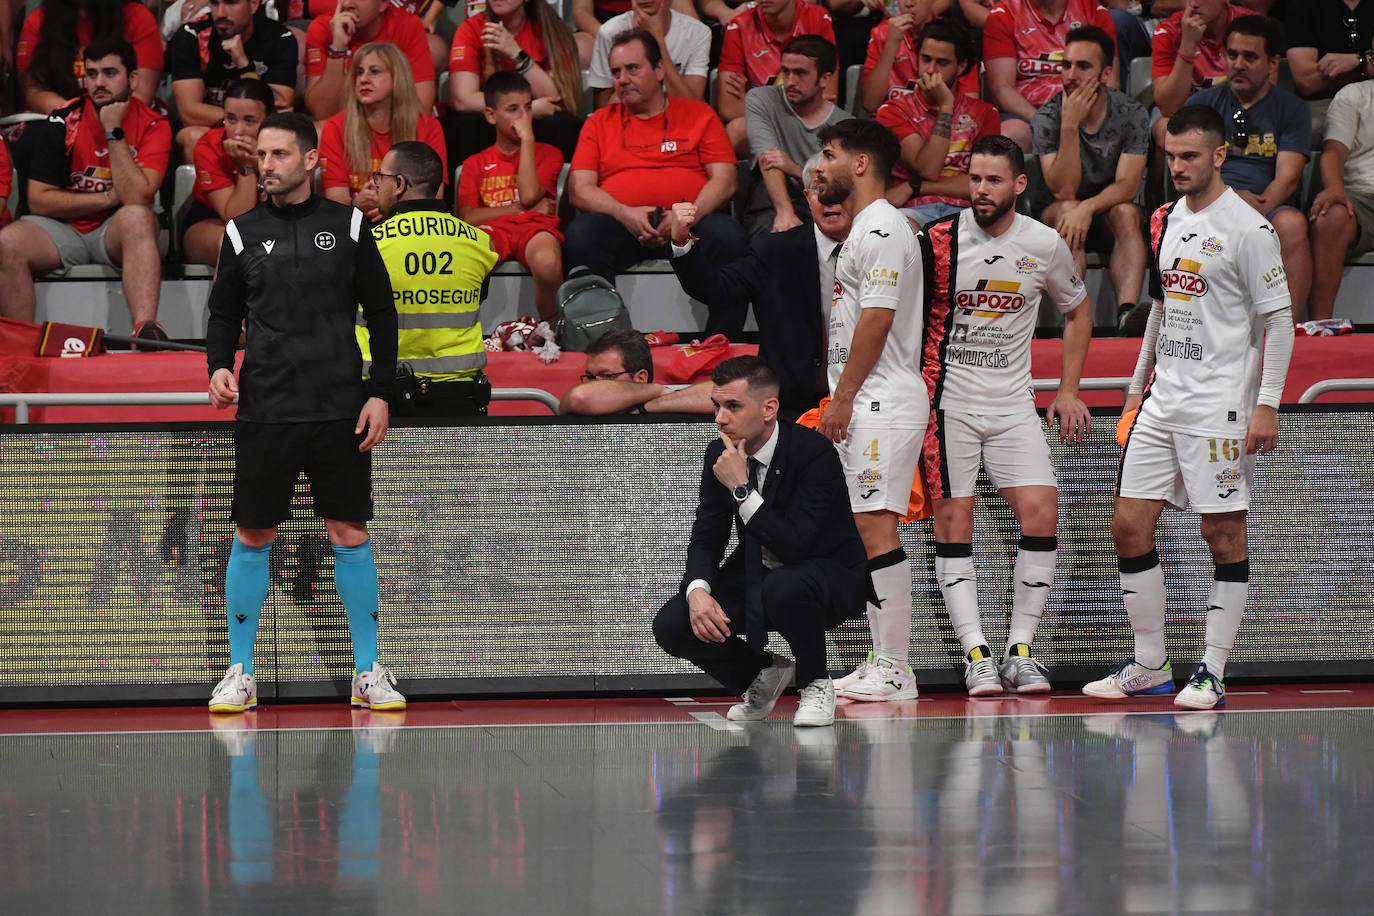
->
[[919, 134, 1093, 696], [812, 118, 927, 702], [1083, 105, 1294, 710]]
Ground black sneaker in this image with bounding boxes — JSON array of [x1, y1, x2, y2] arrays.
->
[[132, 320, 170, 352], [1117, 302, 1152, 337]]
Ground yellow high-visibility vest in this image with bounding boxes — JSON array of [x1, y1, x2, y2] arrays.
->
[[360, 200, 498, 382]]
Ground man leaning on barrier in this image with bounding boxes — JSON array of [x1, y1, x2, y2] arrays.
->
[[362, 140, 499, 418]]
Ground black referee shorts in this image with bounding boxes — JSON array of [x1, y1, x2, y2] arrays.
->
[[232, 419, 374, 529]]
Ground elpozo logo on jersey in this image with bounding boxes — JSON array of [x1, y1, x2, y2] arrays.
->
[[955, 279, 1025, 315], [1161, 258, 1207, 301]]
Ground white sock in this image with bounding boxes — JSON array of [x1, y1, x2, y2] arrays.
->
[[1120, 550, 1167, 669], [935, 543, 983, 656], [867, 548, 913, 667], [1201, 560, 1249, 679], [1009, 536, 1057, 650]]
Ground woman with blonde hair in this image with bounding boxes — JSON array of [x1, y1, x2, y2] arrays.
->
[[443, 0, 585, 164], [320, 41, 448, 220]]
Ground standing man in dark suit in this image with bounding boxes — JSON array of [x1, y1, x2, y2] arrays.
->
[[652, 356, 868, 727], [666, 163, 850, 414]]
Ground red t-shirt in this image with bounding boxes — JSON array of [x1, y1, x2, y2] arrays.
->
[[862, 21, 981, 101], [305, 6, 435, 83], [1151, 4, 1245, 92], [875, 90, 1000, 206], [458, 142, 564, 208], [16, 2, 164, 88], [571, 99, 734, 207], [719, 0, 835, 89], [448, 15, 550, 77], [0, 139, 11, 228], [318, 111, 447, 194], [983, 0, 1117, 110], [28, 96, 170, 233], [192, 126, 242, 210]]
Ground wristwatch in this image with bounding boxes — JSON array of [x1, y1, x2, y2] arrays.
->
[[105, 127, 125, 143], [732, 483, 750, 502]]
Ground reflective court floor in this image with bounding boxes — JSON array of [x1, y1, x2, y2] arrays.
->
[[4, 686, 1374, 915]]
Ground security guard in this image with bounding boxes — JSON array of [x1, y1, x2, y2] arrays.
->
[[361, 140, 499, 417]]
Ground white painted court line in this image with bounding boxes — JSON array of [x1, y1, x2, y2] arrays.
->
[[1300, 689, 1354, 694], [688, 711, 742, 732], [7, 702, 1374, 738]]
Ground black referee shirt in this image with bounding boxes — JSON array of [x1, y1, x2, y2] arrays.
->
[[207, 195, 398, 423]]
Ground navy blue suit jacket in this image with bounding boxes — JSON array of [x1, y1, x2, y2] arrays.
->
[[681, 422, 866, 626], [671, 227, 829, 411]]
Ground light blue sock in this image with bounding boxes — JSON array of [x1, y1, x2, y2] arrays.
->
[[226, 539, 272, 675], [332, 541, 379, 673]]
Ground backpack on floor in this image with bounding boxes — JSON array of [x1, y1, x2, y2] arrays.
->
[[556, 267, 632, 351]]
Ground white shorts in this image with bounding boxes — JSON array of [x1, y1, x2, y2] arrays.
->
[[924, 409, 1057, 499], [837, 424, 924, 515], [1117, 417, 1255, 513]]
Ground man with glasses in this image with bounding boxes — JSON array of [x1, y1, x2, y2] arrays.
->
[[1286, 0, 1374, 141], [364, 141, 498, 418], [558, 329, 713, 415], [1188, 15, 1313, 321]]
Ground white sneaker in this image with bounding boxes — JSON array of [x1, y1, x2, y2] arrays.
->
[[727, 656, 795, 721], [1082, 657, 1174, 699], [964, 654, 1004, 697], [793, 678, 835, 727], [837, 655, 919, 702], [999, 652, 1052, 694], [208, 663, 257, 713], [1174, 663, 1225, 709], [351, 662, 407, 710], [834, 651, 875, 691]]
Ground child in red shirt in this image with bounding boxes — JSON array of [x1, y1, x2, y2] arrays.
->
[[458, 72, 565, 321]]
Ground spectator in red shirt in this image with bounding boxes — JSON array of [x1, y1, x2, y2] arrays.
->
[[982, 0, 1117, 151], [457, 72, 565, 321], [1151, 0, 1243, 127], [716, 0, 835, 152], [567, 30, 748, 335], [859, 0, 978, 115], [0, 138, 12, 229], [184, 78, 274, 265], [17, 0, 165, 114], [320, 42, 447, 221], [0, 38, 171, 340], [304, 0, 435, 120], [444, 0, 584, 165], [876, 20, 999, 224]]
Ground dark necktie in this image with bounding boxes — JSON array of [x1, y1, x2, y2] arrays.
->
[[744, 457, 765, 652]]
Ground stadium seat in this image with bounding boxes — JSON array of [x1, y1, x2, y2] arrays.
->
[[1130, 56, 1153, 109], [844, 63, 862, 114]]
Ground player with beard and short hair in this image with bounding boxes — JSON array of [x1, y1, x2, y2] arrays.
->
[[811, 118, 927, 704], [918, 134, 1093, 695], [1083, 105, 1294, 710]]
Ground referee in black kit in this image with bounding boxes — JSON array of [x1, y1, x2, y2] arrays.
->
[[205, 111, 407, 714]]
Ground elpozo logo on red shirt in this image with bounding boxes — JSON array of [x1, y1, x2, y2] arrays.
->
[[1161, 258, 1208, 301]]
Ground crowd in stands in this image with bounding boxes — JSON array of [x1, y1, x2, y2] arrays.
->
[[2, 0, 1373, 342]]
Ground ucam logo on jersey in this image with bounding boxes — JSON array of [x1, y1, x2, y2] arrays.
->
[[955, 279, 1025, 316], [1263, 264, 1286, 291], [1161, 258, 1208, 301], [865, 266, 900, 290]]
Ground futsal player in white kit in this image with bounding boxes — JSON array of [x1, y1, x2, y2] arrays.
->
[[811, 119, 927, 702], [1083, 105, 1294, 710], [918, 135, 1094, 696]]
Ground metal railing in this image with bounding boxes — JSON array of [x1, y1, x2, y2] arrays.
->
[[1298, 379, 1374, 404], [1030, 377, 1134, 394], [0, 388, 561, 423]]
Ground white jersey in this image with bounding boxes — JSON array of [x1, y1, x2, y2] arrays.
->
[[1139, 187, 1290, 437], [827, 198, 926, 428], [921, 212, 1086, 414]]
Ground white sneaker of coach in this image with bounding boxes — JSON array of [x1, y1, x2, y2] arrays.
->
[[793, 678, 835, 727], [727, 656, 795, 721]]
